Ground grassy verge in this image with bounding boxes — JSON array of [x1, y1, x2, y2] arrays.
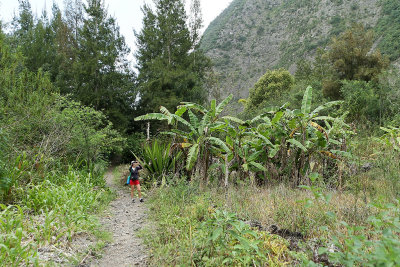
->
[[0, 169, 115, 266], [142, 176, 400, 266], [141, 180, 295, 266]]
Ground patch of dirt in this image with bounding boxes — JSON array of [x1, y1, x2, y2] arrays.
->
[[87, 168, 149, 267]]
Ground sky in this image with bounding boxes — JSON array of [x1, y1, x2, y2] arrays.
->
[[0, 0, 231, 59]]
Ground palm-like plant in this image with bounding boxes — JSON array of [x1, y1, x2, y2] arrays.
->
[[224, 86, 350, 186], [135, 95, 232, 181], [135, 139, 182, 181]]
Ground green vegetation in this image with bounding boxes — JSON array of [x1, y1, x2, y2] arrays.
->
[[138, 89, 400, 264], [3, 0, 400, 265], [135, 0, 211, 115], [376, 0, 400, 60], [0, 1, 127, 265], [9, 0, 135, 132], [141, 182, 293, 266], [0, 170, 113, 266], [245, 69, 294, 112], [323, 24, 389, 99], [1, 0, 213, 265]]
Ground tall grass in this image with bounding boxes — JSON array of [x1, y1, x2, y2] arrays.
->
[[141, 180, 293, 266], [0, 169, 114, 266], [142, 169, 400, 265]]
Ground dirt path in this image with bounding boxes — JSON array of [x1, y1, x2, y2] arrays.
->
[[90, 168, 148, 266]]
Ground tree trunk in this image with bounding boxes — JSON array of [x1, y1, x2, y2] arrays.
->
[[204, 148, 209, 184], [224, 154, 229, 187], [146, 122, 150, 141]]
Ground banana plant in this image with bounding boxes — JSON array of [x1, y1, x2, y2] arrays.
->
[[135, 95, 232, 181], [220, 117, 268, 183], [225, 86, 349, 186]]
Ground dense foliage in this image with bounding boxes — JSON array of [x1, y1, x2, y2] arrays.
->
[[322, 24, 389, 99], [6, 0, 135, 132], [134, 0, 211, 115], [245, 68, 294, 112], [0, 7, 120, 264], [136, 86, 349, 187], [2, 0, 400, 265]]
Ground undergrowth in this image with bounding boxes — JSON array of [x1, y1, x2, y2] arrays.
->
[[142, 180, 293, 266], [0, 169, 114, 266], [143, 174, 400, 266]]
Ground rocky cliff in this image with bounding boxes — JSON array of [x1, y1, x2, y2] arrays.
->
[[201, 0, 399, 102]]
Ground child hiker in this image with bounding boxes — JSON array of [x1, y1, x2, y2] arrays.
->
[[129, 160, 144, 203]]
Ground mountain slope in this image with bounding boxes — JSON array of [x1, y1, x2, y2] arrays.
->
[[201, 0, 398, 101]]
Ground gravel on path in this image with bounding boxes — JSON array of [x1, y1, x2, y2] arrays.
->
[[89, 169, 148, 267]]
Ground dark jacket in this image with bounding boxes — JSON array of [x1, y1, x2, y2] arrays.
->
[[129, 165, 143, 181]]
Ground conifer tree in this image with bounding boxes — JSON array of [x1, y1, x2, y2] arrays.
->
[[135, 0, 210, 114], [73, 0, 135, 131]]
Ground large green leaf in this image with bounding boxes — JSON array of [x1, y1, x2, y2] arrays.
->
[[288, 139, 307, 152], [209, 122, 227, 132], [311, 101, 343, 117], [188, 109, 199, 129], [175, 106, 187, 117], [199, 112, 211, 135], [249, 161, 267, 172], [210, 99, 216, 118], [222, 116, 245, 125], [179, 102, 207, 114], [247, 150, 263, 162], [206, 137, 230, 153], [254, 132, 273, 146], [301, 86, 313, 115], [135, 113, 169, 122], [215, 94, 233, 116], [171, 114, 197, 133], [186, 143, 199, 170], [272, 111, 284, 124], [251, 114, 271, 126], [160, 106, 174, 124]]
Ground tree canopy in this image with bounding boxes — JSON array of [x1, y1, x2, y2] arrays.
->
[[323, 24, 389, 99], [134, 0, 211, 115], [245, 69, 294, 111]]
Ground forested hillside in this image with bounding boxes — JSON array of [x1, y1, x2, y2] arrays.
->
[[201, 0, 400, 101]]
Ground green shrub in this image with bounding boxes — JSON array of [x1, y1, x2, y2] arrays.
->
[[341, 80, 380, 123], [196, 209, 290, 266], [246, 68, 294, 112], [138, 139, 182, 184], [324, 201, 400, 266]]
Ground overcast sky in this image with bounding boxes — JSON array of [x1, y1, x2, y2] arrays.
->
[[0, 0, 231, 59]]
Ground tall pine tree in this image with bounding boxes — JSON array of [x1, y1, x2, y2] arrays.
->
[[135, 0, 210, 114]]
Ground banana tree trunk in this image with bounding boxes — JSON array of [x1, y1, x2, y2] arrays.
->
[[224, 154, 229, 187], [204, 148, 209, 183]]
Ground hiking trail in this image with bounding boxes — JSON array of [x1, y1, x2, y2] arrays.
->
[[90, 168, 148, 266]]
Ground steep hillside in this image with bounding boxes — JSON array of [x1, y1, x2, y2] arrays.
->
[[201, 0, 399, 101]]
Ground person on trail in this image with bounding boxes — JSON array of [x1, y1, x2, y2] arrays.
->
[[129, 161, 144, 203]]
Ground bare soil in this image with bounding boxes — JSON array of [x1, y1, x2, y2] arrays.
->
[[89, 169, 148, 267]]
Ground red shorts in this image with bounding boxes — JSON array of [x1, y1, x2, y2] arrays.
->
[[130, 179, 140, 185]]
